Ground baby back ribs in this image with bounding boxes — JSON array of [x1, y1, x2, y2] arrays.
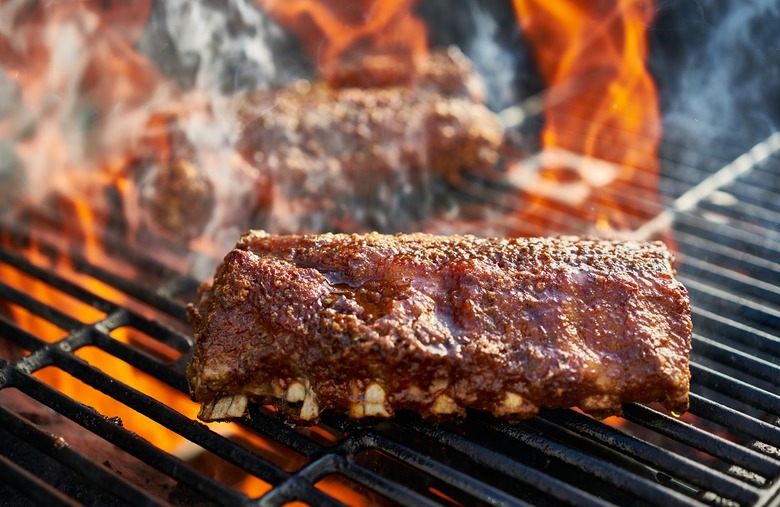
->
[[234, 48, 503, 234], [186, 231, 692, 424]]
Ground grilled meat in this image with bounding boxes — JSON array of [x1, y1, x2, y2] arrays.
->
[[119, 106, 272, 251], [235, 48, 503, 234], [186, 231, 692, 424], [122, 48, 502, 243]]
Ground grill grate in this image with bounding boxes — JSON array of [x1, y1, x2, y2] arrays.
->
[[1, 134, 780, 505]]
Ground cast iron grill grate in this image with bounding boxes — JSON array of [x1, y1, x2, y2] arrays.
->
[[1, 133, 779, 506]]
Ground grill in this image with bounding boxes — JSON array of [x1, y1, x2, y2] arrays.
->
[[2, 1, 780, 505], [1, 118, 780, 506]]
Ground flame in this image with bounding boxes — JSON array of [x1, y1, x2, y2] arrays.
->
[[0, 203, 195, 452], [0, 204, 372, 504], [255, 0, 428, 87], [1, 0, 669, 502], [510, 0, 662, 232], [0, 0, 175, 228], [0, 189, 368, 505], [0, 0, 162, 120]]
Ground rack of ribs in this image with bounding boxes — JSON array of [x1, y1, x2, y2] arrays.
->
[[186, 231, 692, 424]]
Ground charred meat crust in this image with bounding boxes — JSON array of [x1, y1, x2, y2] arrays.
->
[[186, 231, 692, 424]]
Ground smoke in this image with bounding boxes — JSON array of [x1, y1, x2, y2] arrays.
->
[[463, 0, 522, 112], [651, 0, 780, 158], [0, 0, 309, 276], [0, 3, 174, 220], [137, 0, 311, 95], [416, 0, 540, 113]]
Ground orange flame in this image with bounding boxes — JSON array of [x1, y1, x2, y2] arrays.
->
[[0, 208, 370, 505], [2, 0, 668, 502], [255, 0, 428, 87], [0, 0, 158, 110], [511, 0, 662, 232], [0, 202, 195, 452]]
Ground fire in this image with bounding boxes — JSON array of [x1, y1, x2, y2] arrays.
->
[[0, 203, 195, 452], [0, 0, 668, 502], [0, 203, 373, 504], [510, 0, 662, 232], [254, 0, 428, 87], [0, 0, 175, 240], [0, 0, 164, 124]]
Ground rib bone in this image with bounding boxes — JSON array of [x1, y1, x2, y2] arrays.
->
[[285, 380, 306, 403], [300, 380, 320, 420], [431, 393, 459, 415], [364, 383, 391, 417], [198, 395, 248, 421]]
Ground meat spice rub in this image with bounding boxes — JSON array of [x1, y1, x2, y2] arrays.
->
[[186, 232, 692, 424]]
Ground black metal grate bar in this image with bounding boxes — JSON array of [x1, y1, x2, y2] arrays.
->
[[0, 452, 82, 507], [3, 212, 780, 506], [0, 281, 84, 332], [70, 253, 191, 322], [620, 404, 780, 481], [47, 341, 291, 487], [692, 335, 780, 387], [691, 363, 780, 416], [682, 278, 780, 335], [688, 393, 780, 445], [364, 426, 607, 507], [540, 407, 764, 505], [337, 415, 614, 506], [0, 394, 167, 506], [352, 432, 538, 507], [691, 307, 780, 359], [0, 314, 48, 353], [2, 121, 780, 506], [0, 363, 245, 506], [0, 248, 117, 317], [472, 415, 701, 507], [263, 452, 442, 507]]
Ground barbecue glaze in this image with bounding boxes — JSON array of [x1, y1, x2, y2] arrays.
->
[[187, 231, 692, 424]]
